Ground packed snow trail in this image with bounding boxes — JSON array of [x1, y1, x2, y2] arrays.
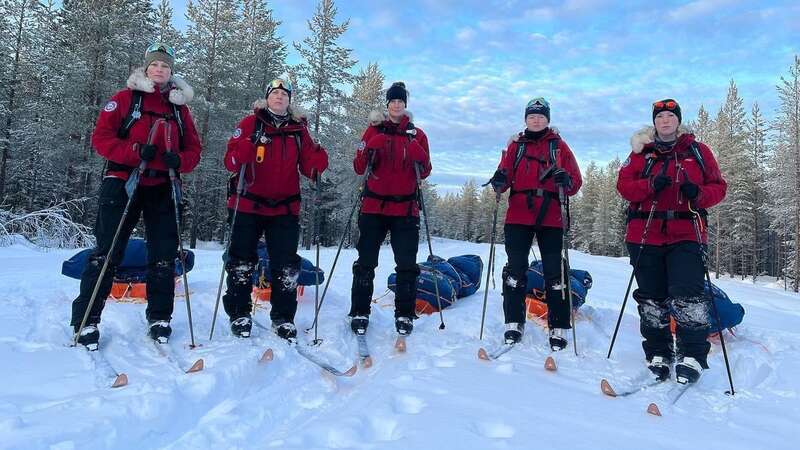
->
[[0, 238, 797, 449]]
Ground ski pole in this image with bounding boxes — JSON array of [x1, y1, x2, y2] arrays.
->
[[479, 191, 501, 340], [607, 159, 671, 359], [557, 186, 578, 356], [306, 152, 375, 333], [415, 162, 445, 330], [606, 200, 657, 358], [209, 164, 247, 340], [73, 120, 163, 346], [312, 175, 322, 345], [164, 122, 196, 348], [686, 189, 735, 395]]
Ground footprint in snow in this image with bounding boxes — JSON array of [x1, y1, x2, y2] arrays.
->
[[393, 394, 426, 414], [476, 421, 515, 439]]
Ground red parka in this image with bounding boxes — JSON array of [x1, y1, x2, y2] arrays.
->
[[92, 68, 202, 186], [495, 128, 582, 227], [617, 127, 727, 245], [353, 111, 431, 217], [225, 103, 328, 217]]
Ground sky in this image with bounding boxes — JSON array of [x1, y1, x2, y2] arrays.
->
[[168, 0, 799, 192]]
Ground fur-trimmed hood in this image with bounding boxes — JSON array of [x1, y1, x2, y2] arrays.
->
[[252, 98, 307, 122], [368, 109, 414, 126], [506, 126, 560, 147], [630, 125, 693, 154], [126, 67, 194, 105]]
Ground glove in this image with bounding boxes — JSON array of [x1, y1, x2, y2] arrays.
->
[[488, 169, 508, 192], [652, 174, 672, 193], [553, 169, 572, 187], [163, 151, 181, 170], [139, 144, 157, 162], [407, 140, 427, 162], [680, 181, 699, 200]]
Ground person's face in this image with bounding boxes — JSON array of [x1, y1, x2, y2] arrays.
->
[[654, 111, 679, 138], [387, 99, 406, 121], [146, 60, 171, 85], [267, 88, 290, 114], [525, 114, 549, 132]]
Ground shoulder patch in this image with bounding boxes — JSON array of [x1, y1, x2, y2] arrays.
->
[[622, 156, 631, 168], [232, 127, 242, 139], [358, 140, 366, 151], [103, 100, 118, 112]]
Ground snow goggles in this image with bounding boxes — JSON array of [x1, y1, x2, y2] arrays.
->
[[527, 97, 550, 109], [267, 78, 293, 94], [652, 100, 678, 110], [145, 42, 175, 58]]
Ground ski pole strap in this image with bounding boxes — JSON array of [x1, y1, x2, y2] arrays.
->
[[106, 161, 171, 180], [239, 191, 301, 213]]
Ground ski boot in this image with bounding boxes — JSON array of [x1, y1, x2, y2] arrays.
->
[[548, 328, 567, 351], [231, 316, 252, 338], [350, 315, 369, 336], [647, 355, 671, 381], [675, 357, 703, 384], [503, 322, 524, 344], [395, 316, 414, 336], [272, 320, 297, 342], [148, 320, 172, 344], [75, 324, 100, 351]]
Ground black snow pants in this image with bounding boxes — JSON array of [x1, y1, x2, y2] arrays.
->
[[349, 213, 420, 319], [628, 241, 711, 367], [222, 211, 301, 324], [71, 177, 178, 328], [503, 224, 571, 329]]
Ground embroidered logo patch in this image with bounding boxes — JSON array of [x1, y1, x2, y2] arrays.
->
[[358, 140, 366, 151], [232, 127, 242, 139], [104, 101, 118, 112]]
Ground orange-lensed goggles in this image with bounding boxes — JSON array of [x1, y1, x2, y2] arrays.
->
[[653, 100, 678, 110]]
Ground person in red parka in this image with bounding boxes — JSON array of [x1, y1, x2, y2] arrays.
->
[[617, 99, 727, 384], [348, 82, 431, 337], [71, 42, 203, 349], [223, 78, 328, 341], [487, 98, 582, 350]]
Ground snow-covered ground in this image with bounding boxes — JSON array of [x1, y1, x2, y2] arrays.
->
[[1, 237, 798, 450]]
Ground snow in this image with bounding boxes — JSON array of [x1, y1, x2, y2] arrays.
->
[[1, 237, 798, 450]]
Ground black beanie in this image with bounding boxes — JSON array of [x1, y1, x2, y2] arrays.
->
[[652, 98, 681, 123], [386, 82, 408, 105], [525, 97, 550, 122]]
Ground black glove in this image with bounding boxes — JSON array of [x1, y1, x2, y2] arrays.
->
[[139, 143, 157, 162], [680, 181, 699, 200], [652, 174, 672, 193], [553, 169, 572, 187], [163, 151, 181, 170], [487, 169, 508, 192]]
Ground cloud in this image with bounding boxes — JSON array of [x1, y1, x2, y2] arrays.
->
[[456, 27, 476, 42], [668, 0, 739, 21]]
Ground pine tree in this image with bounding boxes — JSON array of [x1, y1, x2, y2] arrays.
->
[[183, 0, 241, 246], [746, 102, 768, 281], [237, 0, 286, 105], [293, 0, 357, 248], [766, 56, 800, 291]]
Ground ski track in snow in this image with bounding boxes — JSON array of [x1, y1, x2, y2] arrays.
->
[[0, 239, 798, 449]]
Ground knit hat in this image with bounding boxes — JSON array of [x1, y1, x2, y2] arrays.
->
[[144, 42, 175, 69], [266, 78, 293, 101], [652, 98, 681, 123], [525, 97, 550, 122], [386, 82, 408, 105]]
